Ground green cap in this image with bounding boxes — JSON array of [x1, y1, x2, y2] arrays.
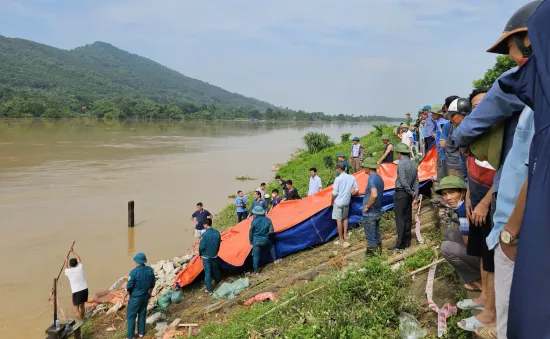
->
[[352, 136, 360, 141], [381, 134, 390, 140], [251, 205, 266, 215], [469, 122, 504, 170], [361, 158, 379, 169], [336, 151, 346, 157], [435, 176, 467, 195], [394, 143, 411, 154]]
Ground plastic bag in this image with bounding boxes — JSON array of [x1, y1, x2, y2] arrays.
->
[[244, 292, 278, 306], [171, 290, 184, 304], [399, 312, 427, 338], [157, 291, 172, 309]]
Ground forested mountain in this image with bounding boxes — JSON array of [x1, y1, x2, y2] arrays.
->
[[0, 36, 398, 122]]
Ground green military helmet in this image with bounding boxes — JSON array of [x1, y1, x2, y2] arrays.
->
[[435, 176, 467, 195], [394, 143, 411, 154], [381, 134, 390, 140], [336, 151, 346, 157], [251, 205, 266, 215], [361, 158, 379, 169], [470, 123, 504, 170]]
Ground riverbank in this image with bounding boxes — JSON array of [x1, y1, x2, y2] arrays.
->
[[82, 126, 469, 339]]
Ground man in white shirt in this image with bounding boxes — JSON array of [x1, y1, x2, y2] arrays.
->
[[307, 167, 323, 196], [64, 249, 88, 321], [400, 125, 414, 151], [256, 183, 267, 199], [331, 162, 359, 247]]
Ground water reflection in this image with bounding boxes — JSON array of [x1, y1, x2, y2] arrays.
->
[[127, 227, 135, 254]]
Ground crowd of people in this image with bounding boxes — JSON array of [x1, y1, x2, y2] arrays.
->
[[383, 2, 546, 337], [61, 2, 550, 338]]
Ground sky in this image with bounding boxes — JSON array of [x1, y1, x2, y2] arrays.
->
[[0, 0, 528, 117]]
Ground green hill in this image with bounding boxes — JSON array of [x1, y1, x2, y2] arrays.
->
[[0, 35, 400, 122], [0, 36, 273, 115]]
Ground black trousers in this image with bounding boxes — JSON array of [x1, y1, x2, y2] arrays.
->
[[394, 189, 413, 248], [424, 136, 435, 154]]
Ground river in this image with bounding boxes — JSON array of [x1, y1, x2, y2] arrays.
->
[[0, 119, 374, 338]]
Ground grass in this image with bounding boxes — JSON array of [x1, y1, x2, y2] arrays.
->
[[198, 257, 419, 338]]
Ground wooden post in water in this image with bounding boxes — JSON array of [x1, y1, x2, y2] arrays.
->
[[128, 201, 135, 227], [53, 278, 57, 324]]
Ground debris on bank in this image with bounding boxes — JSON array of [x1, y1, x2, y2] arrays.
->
[[87, 253, 194, 318]]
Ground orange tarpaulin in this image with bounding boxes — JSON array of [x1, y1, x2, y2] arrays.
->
[[174, 148, 437, 288]]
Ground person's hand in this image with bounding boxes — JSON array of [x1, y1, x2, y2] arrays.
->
[[500, 240, 517, 262], [412, 199, 418, 210], [471, 201, 489, 227], [363, 206, 369, 214], [377, 160, 381, 165]]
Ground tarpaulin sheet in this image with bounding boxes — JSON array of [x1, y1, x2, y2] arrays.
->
[[174, 147, 437, 288]]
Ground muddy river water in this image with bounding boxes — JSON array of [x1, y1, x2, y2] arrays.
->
[[0, 120, 373, 338]]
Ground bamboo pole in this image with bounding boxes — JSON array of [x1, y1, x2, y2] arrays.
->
[[408, 258, 446, 276], [250, 285, 326, 324]]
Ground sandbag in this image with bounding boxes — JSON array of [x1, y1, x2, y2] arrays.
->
[[157, 291, 172, 309], [171, 290, 184, 304], [213, 277, 249, 299]]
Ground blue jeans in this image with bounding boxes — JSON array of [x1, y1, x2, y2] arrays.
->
[[363, 215, 382, 247], [126, 295, 148, 339], [202, 257, 222, 292], [252, 241, 277, 273]]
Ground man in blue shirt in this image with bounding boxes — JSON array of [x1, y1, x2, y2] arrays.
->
[[332, 162, 359, 246], [361, 158, 384, 256], [190, 202, 212, 238], [496, 2, 549, 337], [249, 191, 268, 216], [199, 218, 222, 293], [422, 105, 436, 154], [433, 108, 449, 181], [235, 190, 248, 222], [271, 189, 282, 210], [453, 72, 525, 196]]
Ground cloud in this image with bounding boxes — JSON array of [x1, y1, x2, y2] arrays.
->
[[0, 0, 524, 116], [358, 58, 392, 73]]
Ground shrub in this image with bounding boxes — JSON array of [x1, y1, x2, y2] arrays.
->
[[340, 132, 351, 143], [323, 155, 335, 169], [303, 132, 335, 154]]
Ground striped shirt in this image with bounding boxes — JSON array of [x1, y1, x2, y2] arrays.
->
[[395, 156, 419, 197]]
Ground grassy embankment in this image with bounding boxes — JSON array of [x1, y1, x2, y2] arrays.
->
[[193, 126, 471, 338]]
